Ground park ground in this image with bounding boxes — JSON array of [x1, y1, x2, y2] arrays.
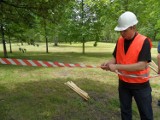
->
[[0, 42, 160, 120]]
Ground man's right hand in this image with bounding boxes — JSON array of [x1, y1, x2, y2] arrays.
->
[[100, 63, 110, 71], [101, 58, 116, 71]]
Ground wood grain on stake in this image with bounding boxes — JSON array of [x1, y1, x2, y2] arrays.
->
[[151, 60, 158, 70], [149, 64, 158, 74], [149, 60, 158, 74], [65, 81, 90, 100]]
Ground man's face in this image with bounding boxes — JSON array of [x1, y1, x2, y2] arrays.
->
[[120, 27, 135, 40]]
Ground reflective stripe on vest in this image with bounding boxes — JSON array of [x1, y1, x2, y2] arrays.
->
[[116, 33, 150, 83]]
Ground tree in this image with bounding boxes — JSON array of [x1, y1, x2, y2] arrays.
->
[[0, 0, 71, 56]]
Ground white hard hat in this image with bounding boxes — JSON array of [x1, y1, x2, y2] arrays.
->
[[114, 11, 138, 31]]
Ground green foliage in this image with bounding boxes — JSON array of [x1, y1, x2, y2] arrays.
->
[[1, 0, 160, 53]]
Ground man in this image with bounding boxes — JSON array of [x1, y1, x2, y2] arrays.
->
[[101, 11, 153, 120]]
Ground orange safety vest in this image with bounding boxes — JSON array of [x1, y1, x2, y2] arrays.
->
[[116, 33, 150, 83]]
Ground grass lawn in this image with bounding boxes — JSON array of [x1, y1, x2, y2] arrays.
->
[[0, 42, 160, 120]]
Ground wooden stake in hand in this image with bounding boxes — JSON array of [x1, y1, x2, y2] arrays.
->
[[149, 60, 159, 74], [151, 60, 158, 69], [149, 64, 158, 74]]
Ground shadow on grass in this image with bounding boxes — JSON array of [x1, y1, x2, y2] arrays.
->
[[0, 78, 121, 120], [1, 76, 159, 119]]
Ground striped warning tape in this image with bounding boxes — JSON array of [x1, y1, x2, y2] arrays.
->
[[0, 58, 159, 79], [115, 70, 160, 79], [0, 58, 99, 68]]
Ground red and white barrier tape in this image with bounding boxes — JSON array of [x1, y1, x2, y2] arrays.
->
[[115, 70, 160, 79], [0, 58, 99, 68], [0, 58, 159, 79]]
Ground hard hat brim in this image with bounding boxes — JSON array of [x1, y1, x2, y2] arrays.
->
[[114, 21, 138, 31], [114, 26, 129, 31]]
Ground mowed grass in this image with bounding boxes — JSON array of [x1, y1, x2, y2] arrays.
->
[[0, 42, 160, 120]]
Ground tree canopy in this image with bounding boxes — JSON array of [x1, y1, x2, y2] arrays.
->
[[1, 0, 160, 56]]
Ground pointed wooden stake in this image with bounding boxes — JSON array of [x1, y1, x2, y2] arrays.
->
[[65, 81, 90, 101]]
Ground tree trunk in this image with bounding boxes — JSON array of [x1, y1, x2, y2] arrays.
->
[[82, 37, 85, 54], [153, 30, 157, 41], [8, 34, 12, 53], [81, 0, 85, 54], [44, 19, 49, 53], [45, 30, 49, 53], [54, 36, 58, 46], [1, 24, 8, 58]]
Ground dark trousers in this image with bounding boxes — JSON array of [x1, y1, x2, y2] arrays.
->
[[119, 86, 153, 120]]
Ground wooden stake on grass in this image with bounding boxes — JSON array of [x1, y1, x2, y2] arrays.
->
[[65, 83, 89, 100], [69, 81, 89, 97], [65, 81, 90, 101]]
